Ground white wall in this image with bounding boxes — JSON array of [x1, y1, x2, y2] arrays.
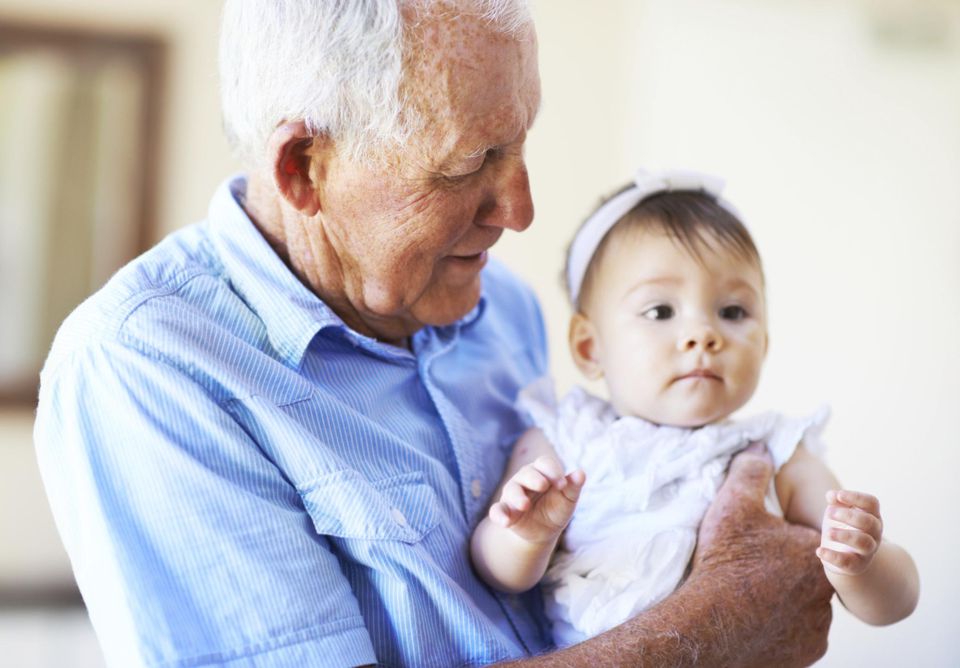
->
[[2, 0, 957, 665]]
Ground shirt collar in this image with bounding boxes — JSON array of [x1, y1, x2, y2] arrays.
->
[[206, 176, 490, 366], [206, 176, 343, 367]]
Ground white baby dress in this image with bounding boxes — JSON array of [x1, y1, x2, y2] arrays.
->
[[518, 378, 829, 648]]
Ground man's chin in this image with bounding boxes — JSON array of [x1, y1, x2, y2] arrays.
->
[[412, 278, 483, 328]]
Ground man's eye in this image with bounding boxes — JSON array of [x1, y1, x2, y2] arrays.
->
[[719, 305, 748, 321], [445, 149, 498, 182], [641, 305, 674, 320]]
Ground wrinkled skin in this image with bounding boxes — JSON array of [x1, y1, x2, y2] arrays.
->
[[687, 444, 833, 666]]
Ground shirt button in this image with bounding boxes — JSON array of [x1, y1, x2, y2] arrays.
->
[[471, 479, 482, 499], [391, 508, 408, 527]]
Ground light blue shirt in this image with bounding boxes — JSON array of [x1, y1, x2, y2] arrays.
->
[[34, 177, 552, 667]]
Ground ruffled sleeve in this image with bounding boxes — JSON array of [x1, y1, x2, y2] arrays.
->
[[765, 405, 831, 469]]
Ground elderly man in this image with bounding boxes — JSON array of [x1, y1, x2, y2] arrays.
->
[[35, 1, 832, 666]]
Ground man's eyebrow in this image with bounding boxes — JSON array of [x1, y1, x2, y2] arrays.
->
[[464, 145, 491, 160], [454, 89, 542, 163], [463, 121, 535, 160]]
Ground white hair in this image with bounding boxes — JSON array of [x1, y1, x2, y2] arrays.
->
[[219, 0, 532, 168]]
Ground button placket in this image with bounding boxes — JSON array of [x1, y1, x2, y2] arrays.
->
[[417, 329, 488, 522]]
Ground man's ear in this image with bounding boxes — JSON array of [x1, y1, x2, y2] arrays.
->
[[568, 312, 604, 380], [267, 120, 327, 216]]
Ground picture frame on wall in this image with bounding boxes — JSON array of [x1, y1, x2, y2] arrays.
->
[[0, 21, 164, 405]]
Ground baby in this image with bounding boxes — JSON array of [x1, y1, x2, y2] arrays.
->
[[470, 168, 919, 647]]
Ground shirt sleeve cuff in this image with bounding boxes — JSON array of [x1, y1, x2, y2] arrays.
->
[[198, 620, 377, 667]]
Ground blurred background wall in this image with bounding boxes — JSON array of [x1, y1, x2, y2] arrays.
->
[[1, 0, 957, 665]]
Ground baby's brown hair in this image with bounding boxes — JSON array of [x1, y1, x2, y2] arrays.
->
[[566, 186, 763, 313]]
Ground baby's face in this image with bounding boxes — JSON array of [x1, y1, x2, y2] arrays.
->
[[573, 228, 767, 427]]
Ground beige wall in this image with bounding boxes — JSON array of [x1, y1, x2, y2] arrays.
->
[[0, 0, 239, 602], [508, 2, 959, 665], [1, 1, 957, 665]]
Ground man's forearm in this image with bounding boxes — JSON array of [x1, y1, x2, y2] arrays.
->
[[496, 572, 740, 667]]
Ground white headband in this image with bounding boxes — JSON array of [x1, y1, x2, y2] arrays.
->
[[566, 167, 741, 304]]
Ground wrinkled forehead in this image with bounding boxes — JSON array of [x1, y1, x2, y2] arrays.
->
[[398, 9, 540, 157]]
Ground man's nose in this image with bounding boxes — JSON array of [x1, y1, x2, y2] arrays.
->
[[476, 157, 534, 232], [678, 322, 724, 353]]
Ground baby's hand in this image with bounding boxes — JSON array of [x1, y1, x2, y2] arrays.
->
[[817, 489, 883, 576], [488, 455, 585, 545]]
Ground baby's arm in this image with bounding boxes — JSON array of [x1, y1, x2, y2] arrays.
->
[[775, 445, 919, 625], [470, 428, 585, 593]]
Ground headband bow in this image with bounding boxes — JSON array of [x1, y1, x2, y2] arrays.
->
[[566, 167, 738, 304]]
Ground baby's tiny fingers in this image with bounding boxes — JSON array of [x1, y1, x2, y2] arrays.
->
[[502, 480, 532, 512], [826, 527, 878, 556], [531, 455, 566, 485], [513, 465, 552, 494], [836, 490, 880, 516], [828, 505, 883, 539], [489, 503, 515, 528], [817, 547, 868, 575], [560, 470, 586, 503]]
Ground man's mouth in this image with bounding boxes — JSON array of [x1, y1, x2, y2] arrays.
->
[[444, 250, 489, 270], [450, 250, 487, 261]]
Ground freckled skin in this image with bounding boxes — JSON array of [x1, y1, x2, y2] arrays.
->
[[246, 11, 541, 346]]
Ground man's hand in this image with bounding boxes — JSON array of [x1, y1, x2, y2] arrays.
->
[[689, 443, 834, 667]]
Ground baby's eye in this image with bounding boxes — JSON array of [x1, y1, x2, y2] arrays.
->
[[719, 305, 748, 321], [641, 304, 674, 320]]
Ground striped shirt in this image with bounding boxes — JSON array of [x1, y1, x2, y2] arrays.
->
[[34, 177, 553, 667]]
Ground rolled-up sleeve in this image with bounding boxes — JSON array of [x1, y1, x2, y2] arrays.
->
[[35, 341, 377, 668]]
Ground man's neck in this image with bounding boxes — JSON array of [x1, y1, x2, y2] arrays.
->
[[241, 173, 419, 349]]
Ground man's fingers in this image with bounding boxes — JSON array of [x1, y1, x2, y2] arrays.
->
[[697, 444, 776, 555], [718, 443, 774, 507]]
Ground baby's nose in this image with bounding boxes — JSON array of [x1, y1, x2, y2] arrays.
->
[[678, 324, 724, 353]]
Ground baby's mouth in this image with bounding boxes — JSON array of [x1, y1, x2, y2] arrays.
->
[[675, 369, 723, 383]]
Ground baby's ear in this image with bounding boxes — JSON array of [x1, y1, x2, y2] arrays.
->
[[568, 312, 603, 380]]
